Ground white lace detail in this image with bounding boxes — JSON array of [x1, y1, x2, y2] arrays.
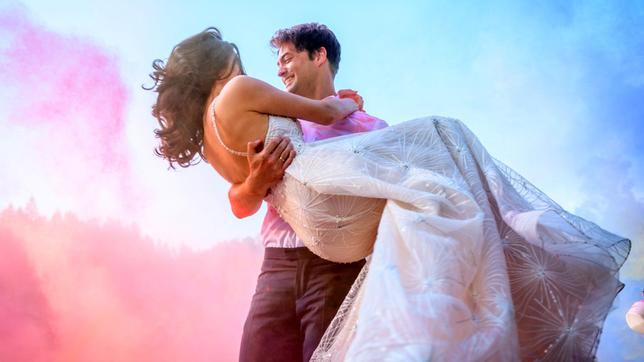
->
[[262, 115, 304, 153], [263, 116, 629, 361], [208, 100, 304, 157]]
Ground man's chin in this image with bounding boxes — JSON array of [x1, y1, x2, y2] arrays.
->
[[285, 83, 296, 93]]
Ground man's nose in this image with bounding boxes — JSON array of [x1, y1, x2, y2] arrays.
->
[[277, 65, 287, 78]]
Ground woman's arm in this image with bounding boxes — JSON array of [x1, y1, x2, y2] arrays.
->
[[218, 75, 358, 125]]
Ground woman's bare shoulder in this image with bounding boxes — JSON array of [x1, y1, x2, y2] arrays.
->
[[220, 75, 266, 97], [215, 75, 264, 115]]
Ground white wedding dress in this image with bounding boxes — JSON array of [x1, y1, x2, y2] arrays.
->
[[215, 110, 631, 361]]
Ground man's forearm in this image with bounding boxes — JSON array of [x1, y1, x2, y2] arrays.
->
[[228, 179, 267, 219], [227, 136, 294, 219]]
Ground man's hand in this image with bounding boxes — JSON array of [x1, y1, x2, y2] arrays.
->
[[228, 136, 296, 218], [337, 89, 364, 111], [246, 136, 296, 192]]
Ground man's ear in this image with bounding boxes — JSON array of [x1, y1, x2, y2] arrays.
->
[[313, 47, 328, 67]]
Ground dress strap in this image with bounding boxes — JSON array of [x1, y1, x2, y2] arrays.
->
[[209, 100, 249, 157]]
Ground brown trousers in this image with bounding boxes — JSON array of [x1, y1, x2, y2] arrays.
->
[[239, 247, 365, 362]]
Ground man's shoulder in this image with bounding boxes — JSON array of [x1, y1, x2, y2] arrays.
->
[[299, 111, 388, 141], [349, 111, 388, 130]]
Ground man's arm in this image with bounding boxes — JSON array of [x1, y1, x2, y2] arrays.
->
[[228, 136, 296, 219]]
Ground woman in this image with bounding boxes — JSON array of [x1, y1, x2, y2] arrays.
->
[[148, 28, 630, 361]]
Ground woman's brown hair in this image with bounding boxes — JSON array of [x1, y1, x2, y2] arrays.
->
[[145, 27, 244, 169]]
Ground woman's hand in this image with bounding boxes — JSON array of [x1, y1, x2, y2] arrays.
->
[[337, 89, 364, 111], [322, 95, 359, 123]]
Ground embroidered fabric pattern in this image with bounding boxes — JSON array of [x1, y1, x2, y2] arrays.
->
[[259, 116, 629, 361]]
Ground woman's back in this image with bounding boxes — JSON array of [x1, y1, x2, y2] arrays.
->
[[202, 96, 269, 184]]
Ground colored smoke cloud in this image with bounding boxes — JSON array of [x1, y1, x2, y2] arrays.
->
[[0, 204, 262, 361], [0, 5, 138, 221]]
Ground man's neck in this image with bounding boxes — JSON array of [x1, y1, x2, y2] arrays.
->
[[302, 73, 335, 100], [310, 81, 335, 100]]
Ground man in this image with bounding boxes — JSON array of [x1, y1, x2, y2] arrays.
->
[[230, 23, 387, 362]]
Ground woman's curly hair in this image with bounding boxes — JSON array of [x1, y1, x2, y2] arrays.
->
[[145, 27, 244, 169]]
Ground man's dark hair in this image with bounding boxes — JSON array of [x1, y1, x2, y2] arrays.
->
[[270, 23, 341, 76]]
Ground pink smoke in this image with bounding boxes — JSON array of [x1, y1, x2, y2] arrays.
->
[[0, 204, 262, 361], [0, 5, 143, 221], [0, 7, 128, 169]]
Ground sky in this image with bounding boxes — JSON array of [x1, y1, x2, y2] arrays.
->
[[0, 0, 643, 360]]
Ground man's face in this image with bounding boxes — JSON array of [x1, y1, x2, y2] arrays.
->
[[277, 42, 318, 96]]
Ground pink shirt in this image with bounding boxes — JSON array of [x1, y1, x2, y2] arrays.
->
[[261, 111, 388, 248]]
